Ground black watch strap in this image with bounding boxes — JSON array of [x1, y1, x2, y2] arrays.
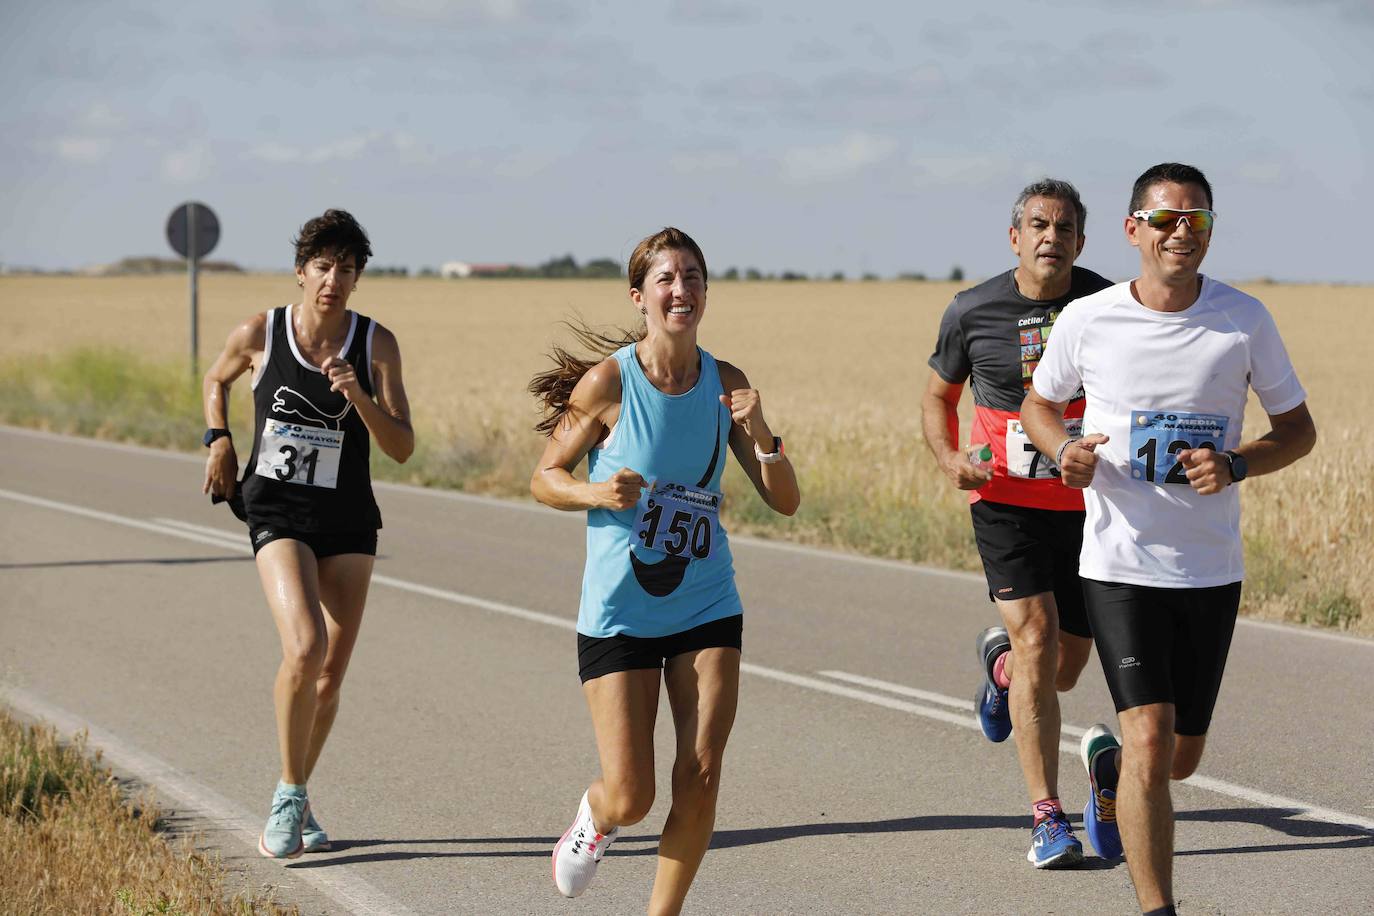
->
[[203, 428, 232, 448], [1223, 449, 1247, 483]]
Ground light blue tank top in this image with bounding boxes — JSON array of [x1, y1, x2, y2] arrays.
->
[[579, 344, 741, 638]]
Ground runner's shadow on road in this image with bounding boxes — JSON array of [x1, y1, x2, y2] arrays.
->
[[1176, 807, 1374, 856], [0, 556, 253, 570], [287, 813, 1127, 870]]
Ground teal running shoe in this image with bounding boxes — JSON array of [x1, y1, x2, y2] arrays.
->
[[1026, 810, 1083, 869], [974, 626, 1012, 742], [1081, 723, 1123, 859], [302, 807, 331, 852], [258, 781, 308, 859]]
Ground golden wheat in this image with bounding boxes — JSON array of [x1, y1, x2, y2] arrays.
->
[[1, 275, 1369, 633]]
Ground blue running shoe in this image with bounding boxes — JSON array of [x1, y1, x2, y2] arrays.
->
[[258, 781, 308, 859], [1081, 723, 1123, 859], [1026, 810, 1083, 869], [302, 807, 331, 853], [974, 626, 1012, 743]]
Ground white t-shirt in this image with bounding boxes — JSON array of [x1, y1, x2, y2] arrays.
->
[[1032, 277, 1307, 588]]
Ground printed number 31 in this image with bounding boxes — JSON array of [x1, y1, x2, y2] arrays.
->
[[275, 445, 320, 484]]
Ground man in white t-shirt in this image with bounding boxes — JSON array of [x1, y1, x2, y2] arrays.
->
[[1021, 162, 1316, 916]]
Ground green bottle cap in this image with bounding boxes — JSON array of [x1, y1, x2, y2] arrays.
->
[[978, 445, 993, 462]]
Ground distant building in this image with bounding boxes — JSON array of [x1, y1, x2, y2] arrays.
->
[[440, 261, 520, 278]]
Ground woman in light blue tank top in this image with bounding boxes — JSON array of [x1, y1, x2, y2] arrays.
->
[[530, 228, 800, 909]]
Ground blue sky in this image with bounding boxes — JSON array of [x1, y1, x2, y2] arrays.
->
[[2, 0, 1372, 281]]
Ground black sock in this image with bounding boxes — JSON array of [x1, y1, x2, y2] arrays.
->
[[1093, 747, 1120, 793], [1142, 905, 1177, 916]]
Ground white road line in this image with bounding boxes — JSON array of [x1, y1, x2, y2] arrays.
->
[[6, 423, 1369, 646], [3, 686, 414, 916], [5, 486, 1374, 837]]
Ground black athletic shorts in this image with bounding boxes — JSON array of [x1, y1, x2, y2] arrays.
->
[[577, 614, 743, 684], [969, 499, 1090, 638], [1082, 579, 1242, 736], [249, 524, 378, 559]]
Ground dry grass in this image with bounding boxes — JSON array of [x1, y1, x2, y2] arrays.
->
[[0, 706, 295, 915], [0, 275, 1369, 634]]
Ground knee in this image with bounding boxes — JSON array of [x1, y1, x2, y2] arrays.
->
[[281, 638, 326, 681], [1053, 667, 1081, 692], [1122, 725, 1175, 784], [672, 754, 723, 810], [314, 670, 344, 708], [600, 775, 655, 826]]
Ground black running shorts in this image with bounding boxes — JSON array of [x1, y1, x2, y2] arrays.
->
[[969, 499, 1091, 638], [577, 615, 743, 684], [1082, 579, 1242, 736], [249, 524, 378, 559]]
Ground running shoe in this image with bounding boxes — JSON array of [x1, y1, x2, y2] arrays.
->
[[302, 807, 331, 853], [258, 781, 308, 859], [1026, 810, 1083, 869], [552, 790, 619, 898], [974, 625, 1012, 743], [1081, 723, 1123, 859]]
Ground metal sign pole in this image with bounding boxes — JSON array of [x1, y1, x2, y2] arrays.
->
[[188, 202, 199, 379]]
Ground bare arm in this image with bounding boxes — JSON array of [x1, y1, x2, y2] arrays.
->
[[718, 361, 800, 516], [322, 324, 414, 463], [1178, 401, 1317, 495], [530, 359, 646, 512], [200, 314, 266, 499], [920, 369, 991, 490], [1021, 385, 1107, 489]]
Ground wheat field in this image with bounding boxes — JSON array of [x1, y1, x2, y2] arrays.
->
[[1, 274, 1370, 634]]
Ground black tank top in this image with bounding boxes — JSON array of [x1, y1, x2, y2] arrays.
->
[[238, 305, 383, 532]]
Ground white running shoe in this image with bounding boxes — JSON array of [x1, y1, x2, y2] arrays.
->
[[552, 790, 618, 898]]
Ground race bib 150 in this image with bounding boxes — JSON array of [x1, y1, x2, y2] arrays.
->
[[1128, 410, 1229, 486], [632, 481, 721, 560], [255, 419, 345, 489]]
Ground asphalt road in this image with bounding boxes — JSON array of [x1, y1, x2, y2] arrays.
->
[[2, 426, 1371, 914]]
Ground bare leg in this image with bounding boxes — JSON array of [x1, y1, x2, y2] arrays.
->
[[1055, 632, 1093, 692], [302, 553, 374, 782], [582, 668, 662, 831], [997, 592, 1061, 802], [255, 540, 326, 786], [1117, 703, 1177, 912], [649, 647, 740, 916]]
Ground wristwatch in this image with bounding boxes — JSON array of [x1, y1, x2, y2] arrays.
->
[[1222, 450, 1247, 483], [203, 428, 232, 448], [754, 436, 785, 464]]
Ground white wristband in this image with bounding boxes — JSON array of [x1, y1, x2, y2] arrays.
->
[[755, 436, 785, 464], [1055, 436, 1081, 467]]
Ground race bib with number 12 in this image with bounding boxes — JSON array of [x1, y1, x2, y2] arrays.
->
[[1128, 410, 1229, 486]]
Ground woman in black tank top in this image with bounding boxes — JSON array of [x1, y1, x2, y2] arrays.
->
[[201, 210, 414, 859]]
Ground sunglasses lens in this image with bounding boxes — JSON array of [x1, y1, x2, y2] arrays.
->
[[1147, 210, 1213, 231]]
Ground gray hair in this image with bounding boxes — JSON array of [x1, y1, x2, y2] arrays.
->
[[1011, 179, 1087, 233]]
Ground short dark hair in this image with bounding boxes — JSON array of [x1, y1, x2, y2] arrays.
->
[[1011, 179, 1087, 234], [292, 209, 372, 271], [1129, 163, 1213, 214]]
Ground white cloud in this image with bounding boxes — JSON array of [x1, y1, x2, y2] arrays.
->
[[781, 133, 898, 184], [163, 140, 214, 183], [55, 137, 111, 164], [669, 150, 742, 174], [249, 132, 385, 165], [908, 154, 1013, 187], [1237, 160, 1286, 185]]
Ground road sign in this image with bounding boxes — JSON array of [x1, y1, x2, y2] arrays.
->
[[166, 202, 221, 379], [166, 202, 219, 260]]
